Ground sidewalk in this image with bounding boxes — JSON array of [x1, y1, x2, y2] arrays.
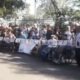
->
[[0, 52, 79, 80]]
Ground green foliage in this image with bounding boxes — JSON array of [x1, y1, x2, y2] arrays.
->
[[0, 8, 4, 16], [0, 0, 24, 17], [73, 10, 80, 19], [38, 0, 80, 33]]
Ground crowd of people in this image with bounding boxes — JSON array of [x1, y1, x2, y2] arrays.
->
[[0, 23, 78, 53], [0, 23, 76, 40], [0, 22, 80, 65]]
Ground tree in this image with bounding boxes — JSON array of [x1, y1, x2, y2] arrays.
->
[[37, 0, 80, 34], [38, 0, 80, 18], [0, 0, 25, 17]]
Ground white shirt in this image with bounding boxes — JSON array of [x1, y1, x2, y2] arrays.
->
[[65, 31, 72, 40], [9, 34, 16, 42], [47, 38, 57, 48], [67, 39, 73, 47]]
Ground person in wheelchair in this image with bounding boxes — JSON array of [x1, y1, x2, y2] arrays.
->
[[47, 35, 58, 61], [62, 32, 75, 63]]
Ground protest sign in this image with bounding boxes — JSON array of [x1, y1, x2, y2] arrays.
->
[[18, 39, 39, 54]]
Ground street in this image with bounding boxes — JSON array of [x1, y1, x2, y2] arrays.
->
[[0, 52, 80, 80]]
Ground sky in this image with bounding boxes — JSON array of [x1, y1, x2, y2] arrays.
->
[[21, 0, 80, 18], [16, 0, 37, 19], [24, 0, 41, 15], [25, 0, 36, 15]]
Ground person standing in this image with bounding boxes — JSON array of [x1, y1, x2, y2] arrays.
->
[[46, 25, 53, 40], [75, 27, 80, 66], [8, 30, 16, 52]]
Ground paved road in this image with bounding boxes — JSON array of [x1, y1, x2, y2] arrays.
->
[[0, 52, 80, 80]]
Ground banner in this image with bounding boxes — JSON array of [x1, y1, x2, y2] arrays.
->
[[18, 39, 39, 54], [47, 40, 57, 48], [15, 38, 26, 43], [0, 37, 3, 41], [18, 39, 73, 54], [58, 40, 68, 46]]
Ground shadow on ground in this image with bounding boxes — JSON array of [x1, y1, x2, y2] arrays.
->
[[0, 52, 80, 80]]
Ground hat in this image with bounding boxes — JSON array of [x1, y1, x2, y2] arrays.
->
[[51, 35, 57, 39]]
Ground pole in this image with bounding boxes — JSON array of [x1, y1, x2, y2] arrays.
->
[[34, 0, 37, 19]]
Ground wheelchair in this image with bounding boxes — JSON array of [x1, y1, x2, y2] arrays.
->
[[75, 48, 80, 66], [62, 46, 75, 64], [0, 38, 17, 53], [38, 44, 51, 61], [47, 46, 64, 64]]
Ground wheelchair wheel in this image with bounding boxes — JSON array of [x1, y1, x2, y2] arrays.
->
[[51, 50, 61, 64], [47, 52, 53, 61], [76, 54, 80, 66]]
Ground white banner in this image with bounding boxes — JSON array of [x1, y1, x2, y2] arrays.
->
[[0, 37, 3, 41], [18, 39, 39, 54], [58, 40, 68, 46], [18, 39, 73, 54], [15, 38, 26, 43]]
